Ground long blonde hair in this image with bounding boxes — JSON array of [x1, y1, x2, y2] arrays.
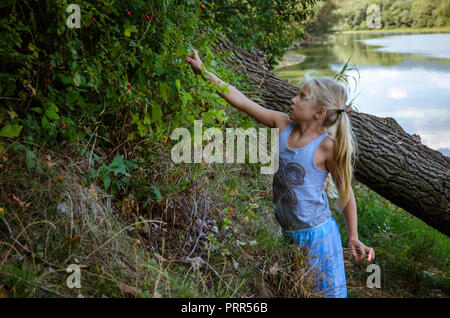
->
[[299, 73, 358, 211]]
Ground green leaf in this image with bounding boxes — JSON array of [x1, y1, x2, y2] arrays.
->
[[104, 175, 111, 190], [159, 82, 169, 103], [130, 113, 139, 125], [0, 124, 23, 138], [30, 107, 42, 114], [110, 155, 124, 167], [41, 116, 49, 130], [151, 185, 162, 200], [89, 168, 98, 179], [45, 102, 60, 120], [113, 167, 129, 176], [175, 79, 181, 92], [151, 103, 162, 124], [143, 114, 151, 125], [25, 149, 36, 168]]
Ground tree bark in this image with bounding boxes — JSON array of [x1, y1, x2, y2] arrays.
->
[[212, 33, 450, 236]]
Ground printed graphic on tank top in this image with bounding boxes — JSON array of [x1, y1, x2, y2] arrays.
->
[[272, 120, 334, 231]]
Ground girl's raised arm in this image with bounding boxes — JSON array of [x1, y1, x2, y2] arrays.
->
[[186, 49, 289, 129]]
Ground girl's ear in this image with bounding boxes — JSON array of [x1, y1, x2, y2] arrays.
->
[[316, 107, 327, 119]]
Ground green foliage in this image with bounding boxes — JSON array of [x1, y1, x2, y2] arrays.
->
[[304, 0, 340, 36], [332, 0, 450, 31], [0, 1, 316, 185], [87, 154, 138, 195], [333, 183, 450, 296], [205, 0, 317, 67], [0, 0, 233, 152]]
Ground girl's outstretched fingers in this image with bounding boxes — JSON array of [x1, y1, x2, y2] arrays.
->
[[367, 247, 375, 262], [186, 49, 204, 76]]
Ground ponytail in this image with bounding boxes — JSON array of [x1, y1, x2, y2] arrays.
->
[[325, 106, 358, 211]]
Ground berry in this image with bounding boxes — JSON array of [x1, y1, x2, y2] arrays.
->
[[181, 37, 185, 42], [108, 147, 112, 153], [92, 17, 96, 22], [84, 127, 89, 133], [126, 10, 131, 16], [124, 62, 129, 67], [200, 4, 205, 9], [135, 99, 139, 104], [61, 123, 67, 129], [145, 15, 150, 20], [185, 57, 190, 63], [127, 82, 131, 88]]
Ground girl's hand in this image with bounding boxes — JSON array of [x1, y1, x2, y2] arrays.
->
[[348, 238, 375, 262], [186, 49, 205, 76]]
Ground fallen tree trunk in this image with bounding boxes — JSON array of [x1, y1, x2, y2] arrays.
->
[[213, 33, 450, 236]]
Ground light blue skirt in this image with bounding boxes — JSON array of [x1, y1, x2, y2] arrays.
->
[[282, 216, 347, 298]]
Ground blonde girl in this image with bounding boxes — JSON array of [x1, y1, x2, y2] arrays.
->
[[186, 49, 375, 298]]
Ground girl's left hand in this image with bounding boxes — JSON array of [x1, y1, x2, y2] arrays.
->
[[348, 238, 375, 262]]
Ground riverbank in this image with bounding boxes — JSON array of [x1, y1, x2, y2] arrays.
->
[[273, 51, 306, 70], [339, 26, 450, 34], [274, 26, 450, 70]]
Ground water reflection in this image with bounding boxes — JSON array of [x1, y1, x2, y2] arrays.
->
[[359, 33, 450, 60], [274, 31, 450, 156]]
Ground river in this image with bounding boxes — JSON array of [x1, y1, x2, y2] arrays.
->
[[274, 31, 450, 157]]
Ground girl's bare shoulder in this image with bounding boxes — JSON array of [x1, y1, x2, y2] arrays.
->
[[321, 136, 336, 161]]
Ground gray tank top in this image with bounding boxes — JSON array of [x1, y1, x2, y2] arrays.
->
[[273, 120, 333, 231]]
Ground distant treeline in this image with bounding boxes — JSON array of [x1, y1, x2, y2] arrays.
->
[[307, 0, 450, 34]]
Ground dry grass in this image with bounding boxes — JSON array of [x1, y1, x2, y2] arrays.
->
[[0, 137, 326, 298], [0, 141, 155, 296]]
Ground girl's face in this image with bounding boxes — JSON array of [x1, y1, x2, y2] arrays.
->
[[289, 86, 318, 121]]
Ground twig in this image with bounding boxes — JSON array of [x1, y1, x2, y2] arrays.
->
[[88, 126, 99, 172], [203, 260, 241, 298], [85, 219, 166, 259], [187, 192, 207, 259], [0, 97, 21, 100], [2, 270, 70, 298], [37, 284, 69, 298], [181, 191, 197, 254], [1, 217, 63, 270], [2, 217, 30, 254]]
